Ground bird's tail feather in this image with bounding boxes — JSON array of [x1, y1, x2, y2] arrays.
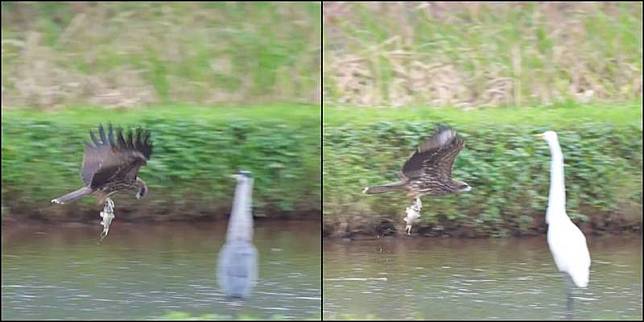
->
[[51, 187, 93, 204], [363, 182, 406, 194]]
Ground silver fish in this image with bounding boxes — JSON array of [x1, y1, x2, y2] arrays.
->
[[99, 198, 115, 241]]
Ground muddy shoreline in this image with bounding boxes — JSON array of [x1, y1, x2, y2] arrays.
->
[[2, 215, 320, 230], [1, 189, 321, 222], [1, 207, 322, 226], [3, 208, 640, 239], [323, 212, 643, 240]]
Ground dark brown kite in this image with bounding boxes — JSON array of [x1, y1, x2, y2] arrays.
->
[[363, 125, 471, 203], [51, 123, 153, 206]]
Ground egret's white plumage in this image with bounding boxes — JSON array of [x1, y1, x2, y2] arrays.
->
[[539, 131, 591, 288], [538, 131, 591, 318]]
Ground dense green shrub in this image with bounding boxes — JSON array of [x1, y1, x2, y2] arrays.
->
[[2, 110, 320, 220], [323, 121, 642, 236]]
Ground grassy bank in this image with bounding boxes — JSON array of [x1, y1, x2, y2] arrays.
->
[[2, 2, 321, 108], [323, 102, 642, 238], [324, 2, 642, 107], [2, 105, 320, 221], [324, 102, 642, 128]]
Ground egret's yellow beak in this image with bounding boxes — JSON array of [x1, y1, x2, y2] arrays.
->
[[534, 133, 545, 139]]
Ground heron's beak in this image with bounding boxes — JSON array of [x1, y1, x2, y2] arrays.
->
[[230, 174, 238, 180], [534, 133, 545, 139]]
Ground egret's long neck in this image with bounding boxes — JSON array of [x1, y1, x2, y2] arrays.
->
[[226, 179, 254, 242], [546, 139, 566, 224]]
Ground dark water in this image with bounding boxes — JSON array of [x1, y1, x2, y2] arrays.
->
[[2, 220, 321, 320], [323, 235, 642, 320]]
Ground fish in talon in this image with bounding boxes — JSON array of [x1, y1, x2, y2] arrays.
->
[[404, 202, 421, 235], [99, 198, 115, 241]]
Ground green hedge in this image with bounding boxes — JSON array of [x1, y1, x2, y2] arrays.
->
[[323, 121, 642, 236], [2, 111, 320, 220]]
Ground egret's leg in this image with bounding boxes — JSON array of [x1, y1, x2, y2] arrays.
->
[[563, 273, 575, 320], [99, 198, 116, 241]]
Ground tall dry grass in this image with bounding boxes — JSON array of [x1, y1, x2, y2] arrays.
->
[[1, 2, 321, 109], [323, 2, 642, 108]]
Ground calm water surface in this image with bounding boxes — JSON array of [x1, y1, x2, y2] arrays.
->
[[2, 220, 321, 320], [323, 235, 642, 320]]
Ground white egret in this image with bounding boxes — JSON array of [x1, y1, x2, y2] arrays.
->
[[217, 170, 258, 299], [537, 131, 591, 318]]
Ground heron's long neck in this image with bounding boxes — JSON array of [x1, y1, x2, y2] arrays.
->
[[227, 179, 254, 242], [546, 139, 566, 224]]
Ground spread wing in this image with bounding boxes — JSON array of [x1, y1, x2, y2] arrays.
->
[[401, 126, 464, 180], [81, 124, 153, 189]]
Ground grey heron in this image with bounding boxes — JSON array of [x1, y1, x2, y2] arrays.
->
[[217, 170, 258, 299]]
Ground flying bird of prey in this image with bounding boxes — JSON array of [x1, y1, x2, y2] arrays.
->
[[363, 125, 471, 234], [51, 123, 153, 239]]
